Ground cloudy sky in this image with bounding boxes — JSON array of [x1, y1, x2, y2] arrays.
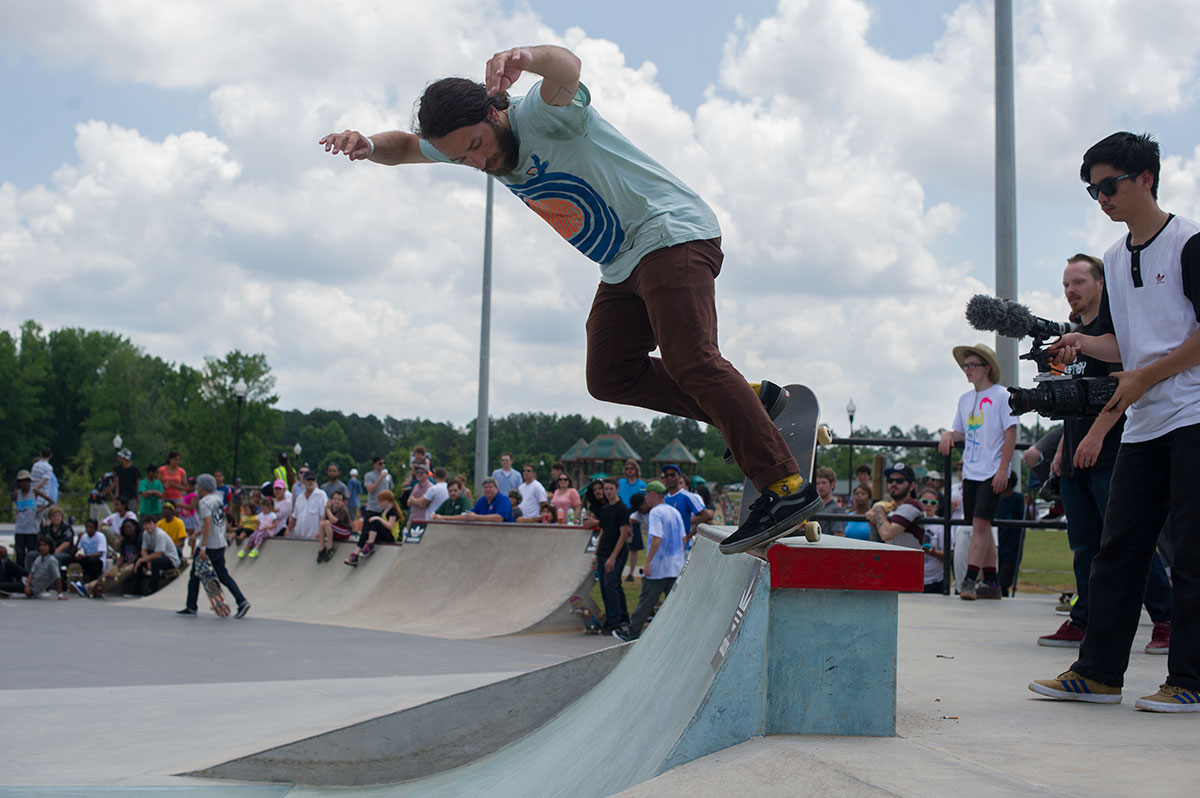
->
[[5, 0, 1200, 438]]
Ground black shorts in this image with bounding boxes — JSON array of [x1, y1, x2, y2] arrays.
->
[[628, 523, 644, 552], [961, 478, 1000, 522]]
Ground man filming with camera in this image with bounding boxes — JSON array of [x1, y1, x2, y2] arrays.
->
[[1029, 132, 1200, 712], [1036, 254, 1173, 652]]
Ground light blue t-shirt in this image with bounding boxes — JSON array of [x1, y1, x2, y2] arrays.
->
[[646, 502, 687, 579], [420, 82, 721, 283], [617, 478, 646, 508]]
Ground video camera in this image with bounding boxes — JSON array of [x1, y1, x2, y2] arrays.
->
[[965, 294, 1117, 420]]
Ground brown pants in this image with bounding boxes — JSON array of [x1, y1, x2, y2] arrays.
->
[[585, 238, 796, 490]]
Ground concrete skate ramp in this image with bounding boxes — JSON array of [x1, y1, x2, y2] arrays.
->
[[278, 533, 769, 796], [127, 521, 599, 638]]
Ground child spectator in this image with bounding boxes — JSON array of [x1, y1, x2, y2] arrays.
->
[[101, 496, 138, 547], [156, 501, 189, 558], [316, 490, 353, 563], [71, 519, 108, 595], [239, 495, 278, 559], [180, 478, 199, 543], [236, 500, 258, 544], [345, 490, 401, 567], [37, 505, 75, 570], [0, 546, 28, 597], [12, 470, 39, 572], [346, 468, 363, 522], [25, 537, 68, 599], [918, 487, 947, 594], [138, 464, 164, 519]]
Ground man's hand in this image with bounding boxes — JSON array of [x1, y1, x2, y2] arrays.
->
[[319, 130, 373, 161], [642, 561, 652, 579], [1102, 368, 1152, 416], [604, 556, 616, 574], [1047, 333, 1083, 367], [486, 47, 534, 94], [1073, 431, 1105, 470], [1051, 448, 1062, 476], [197, 548, 209, 562]]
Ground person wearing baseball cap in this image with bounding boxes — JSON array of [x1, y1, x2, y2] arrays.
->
[[939, 342, 1017, 600], [179, 474, 250, 618], [617, 479, 687, 642], [865, 463, 926, 554]]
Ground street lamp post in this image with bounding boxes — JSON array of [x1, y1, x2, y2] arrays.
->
[[846, 399, 856, 501], [232, 378, 247, 487], [112, 434, 122, 451]]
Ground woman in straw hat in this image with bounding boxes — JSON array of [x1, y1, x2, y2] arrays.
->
[[938, 343, 1018, 600]]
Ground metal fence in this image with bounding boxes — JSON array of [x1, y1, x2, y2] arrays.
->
[[816, 436, 1066, 595]]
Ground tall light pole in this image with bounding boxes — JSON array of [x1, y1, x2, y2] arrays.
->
[[474, 176, 494, 493], [846, 399, 856, 501], [995, 0, 1019, 388], [232, 378, 247, 487]]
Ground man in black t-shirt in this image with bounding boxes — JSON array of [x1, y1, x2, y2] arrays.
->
[[113, 449, 141, 509], [1037, 254, 1173, 648], [595, 477, 630, 633]]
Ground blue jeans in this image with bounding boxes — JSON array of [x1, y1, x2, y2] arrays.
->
[[1061, 466, 1172, 628], [186, 547, 247, 610]]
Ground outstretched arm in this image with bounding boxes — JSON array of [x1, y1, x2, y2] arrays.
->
[[319, 130, 432, 166], [486, 45, 581, 106]]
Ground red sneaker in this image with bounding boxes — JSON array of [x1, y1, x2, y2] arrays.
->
[[1145, 620, 1170, 655], [1038, 619, 1085, 647]]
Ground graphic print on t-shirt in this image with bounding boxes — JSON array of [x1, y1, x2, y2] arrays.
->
[[506, 154, 625, 264], [964, 395, 993, 465]]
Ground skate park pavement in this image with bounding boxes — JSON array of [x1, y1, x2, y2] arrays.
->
[[1, 522, 1194, 798]]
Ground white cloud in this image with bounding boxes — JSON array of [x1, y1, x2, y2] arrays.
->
[[4, 0, 1200, 442]]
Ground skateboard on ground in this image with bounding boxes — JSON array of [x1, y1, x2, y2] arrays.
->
[[569, 595, 603, 634], [736, 383, 829, 544], [194, 558, 231, 618]]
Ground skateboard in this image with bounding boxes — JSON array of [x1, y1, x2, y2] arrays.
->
[[569, 595, 603, 634], [194, 558, 232, 618], [736, 384, 828, 544]]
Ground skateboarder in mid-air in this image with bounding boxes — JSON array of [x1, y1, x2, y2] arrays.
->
[[321, 44, 822, 553]]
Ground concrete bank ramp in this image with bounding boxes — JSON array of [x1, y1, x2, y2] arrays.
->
[[283, 533, 769, 796], [127, 521, 599, 638]]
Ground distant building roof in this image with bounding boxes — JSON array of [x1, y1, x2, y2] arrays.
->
[[570, 434, 642, 462], [560, 438, 590, 461], [651, 437, 697, 465]]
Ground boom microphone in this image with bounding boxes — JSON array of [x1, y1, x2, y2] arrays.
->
[[965, 294, 1076, 340]]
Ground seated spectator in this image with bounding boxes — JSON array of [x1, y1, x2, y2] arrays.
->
[[132, 516, 181, 596], [345, 490, 402, 566], [539, 501, 554, 523], [843, 484, 873, 541], [270, 480, 293, 532], [316, 490, 353, 563], [238, 495, 278, 559], [431, 479, 473, 519], [71, 519, 108, 593], [510, 490, 532, 522], [0, 546, 28, 597], [93, 518, 144, 597], [24, 537, 68, 599], [549, 473, 583, 523], [36, 505, 74, 570], [156, 501, 188, 557], [237, 500, 258, 544], [461, 477, 514, 523], [101, 496, 138, 547], [917, 487, 947, 594]]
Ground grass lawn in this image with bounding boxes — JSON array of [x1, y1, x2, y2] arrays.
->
[[1017, 527, 1076, 594]]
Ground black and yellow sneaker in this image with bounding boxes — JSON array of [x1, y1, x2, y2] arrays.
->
[[719, 475, 822, 554], [1028, 670, 1122, 704], [722, 381, 790, 465]]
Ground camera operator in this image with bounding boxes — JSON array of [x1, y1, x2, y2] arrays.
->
[[1037, 255, 1172, 650], [1030, 132, 1200, 712]]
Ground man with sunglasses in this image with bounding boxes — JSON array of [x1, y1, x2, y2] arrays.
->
[[1030, 132, 1200, 713], [516, 464, 548, 522], [866, 463, 924, 552]]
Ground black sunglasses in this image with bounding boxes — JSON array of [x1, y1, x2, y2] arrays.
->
[[886, 477, 908, 484], [1085, 171, 1139, 200]]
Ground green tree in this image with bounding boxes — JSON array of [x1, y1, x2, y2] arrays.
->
[[0, 328, 46, 479]]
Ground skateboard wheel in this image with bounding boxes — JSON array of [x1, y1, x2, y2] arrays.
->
[[804, 521, 821, 542], [816, 425, 833, 445]]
